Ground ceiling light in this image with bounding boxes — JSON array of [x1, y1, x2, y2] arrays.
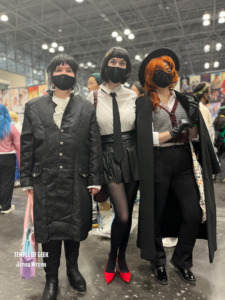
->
[[42, 43, 48, 50], [58, 28, 62, 33], [135, 55, 141, 61], [58, 46, 64, 52], [92, 64, 96, 68], [0, 14, 9, 22], [49, 48, 55, 53], [203, 20, 210, 26], [202, 13, 210, 20], [204, 44, 210, 53], [51, 42, 58, 48], [75, 0, 84, 2], [219, 10, 225, 18], [84, 65, 88, 69], [112, 31, 118, 38], [87, 62, 92, 67], [204, 62, 210, 69], [33, 70, 37, 74], [214, 61, 219, 68], [215, 43, 222, 51], [128, 33, 135, 40], [218, 17, 225, 24], [79, 63, 84, 67], [116, 36, 123, 42], [124, 29, 131, 35]]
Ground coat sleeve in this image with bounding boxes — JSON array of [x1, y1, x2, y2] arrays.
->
[[199, 113, 221, 174], [20, 104, 35, 187], [87, 109, 104, 186]]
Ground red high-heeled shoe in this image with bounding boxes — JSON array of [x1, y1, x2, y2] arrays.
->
[[104, 258, 116, 284], [117, 258, 131, 283]]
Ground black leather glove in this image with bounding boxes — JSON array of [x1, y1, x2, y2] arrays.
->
[[170, 119, 192, 139], [187, 95, 199, 124]]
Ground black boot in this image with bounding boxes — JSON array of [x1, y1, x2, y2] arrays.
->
[[42, 279, 58, 300], [64, 240, 86, 292], [42, 241, 62, 300]]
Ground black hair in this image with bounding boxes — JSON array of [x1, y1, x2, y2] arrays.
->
[[132, 81, 146, 95], [47, 54, 78, 93], [100, 47, 131, 84], [193, 82, 209, 101]]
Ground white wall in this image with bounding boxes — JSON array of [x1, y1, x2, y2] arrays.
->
[[0, 69, 26, 88]]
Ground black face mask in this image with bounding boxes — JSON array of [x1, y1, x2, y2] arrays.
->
[[107, 66, 127, 83], [153, 70, 173, 88], [52, 74, 75, 90]]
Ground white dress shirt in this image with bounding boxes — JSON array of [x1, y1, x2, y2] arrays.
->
[[87, 83, 137, 135]]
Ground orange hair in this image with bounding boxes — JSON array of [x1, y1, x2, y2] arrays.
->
[[144, 56, 178, 110]]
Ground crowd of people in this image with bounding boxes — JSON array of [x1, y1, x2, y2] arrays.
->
[[0, 46, 224, 300]]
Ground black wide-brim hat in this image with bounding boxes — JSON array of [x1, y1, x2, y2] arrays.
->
[[138, 48, 180, 87]]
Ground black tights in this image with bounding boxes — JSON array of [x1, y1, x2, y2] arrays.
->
[[105, 181, 139, 273]]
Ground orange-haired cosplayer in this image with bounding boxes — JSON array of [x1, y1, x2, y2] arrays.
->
[[136, 48, 219, 286]]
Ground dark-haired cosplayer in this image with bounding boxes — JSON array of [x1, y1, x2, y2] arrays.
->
[[136, 48, 220, 286], [88, 47, 138, 284], [20, 54, 103, 299]]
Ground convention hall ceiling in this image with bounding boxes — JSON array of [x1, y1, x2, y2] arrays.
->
[[0, 0, 225, 85]]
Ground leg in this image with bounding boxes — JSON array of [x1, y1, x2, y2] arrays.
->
[[64, 240, 86, 292], [118, 181, 139, 272], [171, 167, 202, 269], [42, 240, 62, 300], [0, 154, 16, 211], [105, 182, 129, 273]]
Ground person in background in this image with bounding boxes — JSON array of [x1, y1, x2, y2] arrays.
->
[[214, 105, 225, 182], [88, 47, 139, 284], [193, 82, 215, 142], [136, 48, 219, 286], [88, 72, 102, 93], [88, 72, 103, 229], [20, 54, 103, 300], [0, 104, 20, 214], [9, 111, 22, 187], [131, 81, 145, 97]]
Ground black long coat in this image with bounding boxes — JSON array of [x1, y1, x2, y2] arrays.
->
[[20, 94, 103, 243], [136, 91, 220, 263]]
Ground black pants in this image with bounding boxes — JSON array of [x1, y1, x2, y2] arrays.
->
[[0, 154, 16, 210], [42, 240, 80, 279], [152, 145, 202, 269]]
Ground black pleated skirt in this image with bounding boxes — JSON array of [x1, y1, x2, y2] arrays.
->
[[101, 130, 139, 184]]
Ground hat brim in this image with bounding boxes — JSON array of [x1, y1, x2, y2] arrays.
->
[[138, 48, 180, 87]]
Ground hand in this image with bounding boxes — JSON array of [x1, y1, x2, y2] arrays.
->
[[187, 95, 199, 124], [25, 189, 34, 196], [170, 119, 192, 139], [89, 188, 100, 196]]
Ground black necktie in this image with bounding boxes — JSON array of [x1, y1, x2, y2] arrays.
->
[[110, 92, 124, 163]]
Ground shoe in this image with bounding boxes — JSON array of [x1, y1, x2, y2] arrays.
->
[[162, 238, 178, 248], [1, 205, 15, 214], [170, 258, 196, 285], [92, 218, 98, 228], [104, 258, 116, 284], [42, 279, 58, 300], [14, 180, 20, 187], [97, 227, 111, 238], [117, 258, 131, 283], [67, 267, 86, 292], [152, 265, 168, 285]]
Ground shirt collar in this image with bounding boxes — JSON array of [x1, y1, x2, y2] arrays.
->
[[158, 90, 176, 104], [52, 94, 70, 104], [100, 83, 122, 96]]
